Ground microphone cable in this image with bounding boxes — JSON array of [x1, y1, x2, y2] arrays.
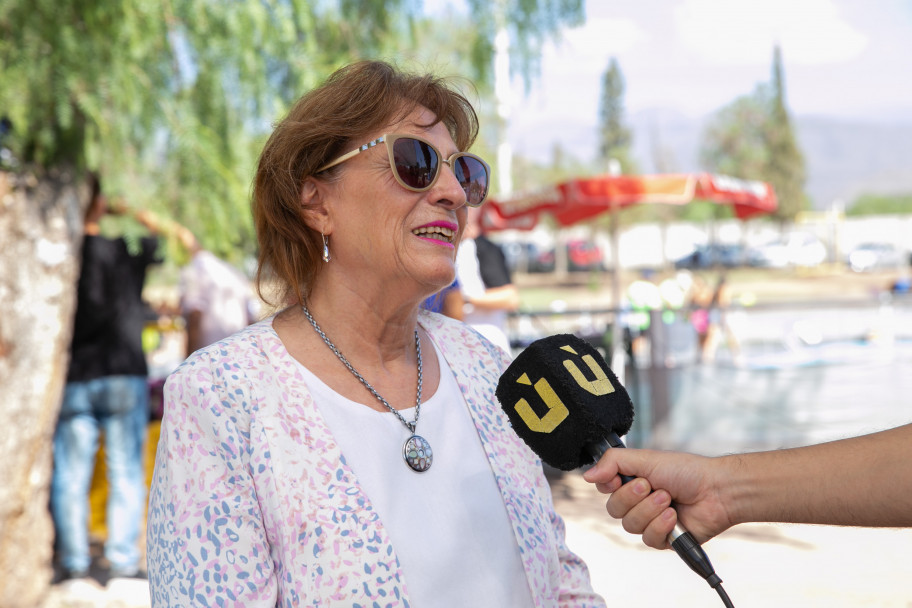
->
[[716, 584, 735, 608], [668, 524, 735, 608], [496, 334, 738, 607], [591, 440, 736, 607]]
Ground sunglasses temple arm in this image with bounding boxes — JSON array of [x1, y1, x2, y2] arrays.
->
[[316, 148, 362, 173]]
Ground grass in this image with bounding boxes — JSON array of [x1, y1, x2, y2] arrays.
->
[[513, 265, 903, 313]]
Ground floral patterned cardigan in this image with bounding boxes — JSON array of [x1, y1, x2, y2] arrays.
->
[[147, 311, 605, 607]]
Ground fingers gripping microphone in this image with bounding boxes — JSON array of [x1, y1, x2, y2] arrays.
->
[[495, 334, 734, 608]]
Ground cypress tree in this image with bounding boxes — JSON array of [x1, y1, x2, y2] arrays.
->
[[598, 57, 635, 174], [763, 45, 808, 223]]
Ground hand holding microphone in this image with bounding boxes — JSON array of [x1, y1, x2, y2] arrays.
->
[[583, 448, 734, 550], [586, 421, 912, 536], [496, 334, 735, 608]]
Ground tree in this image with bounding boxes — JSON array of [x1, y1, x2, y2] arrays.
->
[[597, 57, 636, 174], [0, 171, 83, 606], [699, 45, 807, 225], [1, 1, 426, 260], [848, 193, 912, 216], [0, 2, 585, 603], [700, 86, 771, 183], [465, 0, 584, 88], [763, 45, 807, 223]]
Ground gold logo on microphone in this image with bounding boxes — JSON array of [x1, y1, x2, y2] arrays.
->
[[559, 345, 615, 396], [513, 373, 568, 433], [511, 343, 615, 433]]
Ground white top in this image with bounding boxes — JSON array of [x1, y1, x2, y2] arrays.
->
[[149, 316, 605, 605], [456, 238, 512, 353], [179, 250, 261, 348], [299, 339, 533, 608]]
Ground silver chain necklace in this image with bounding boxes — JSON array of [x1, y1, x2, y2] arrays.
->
[[301, 304, 433, 472]]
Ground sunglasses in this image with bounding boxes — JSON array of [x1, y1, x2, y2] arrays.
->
[[317, 133, 491, 207]]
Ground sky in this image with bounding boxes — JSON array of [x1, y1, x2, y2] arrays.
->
[[477, 0, 912, 165]]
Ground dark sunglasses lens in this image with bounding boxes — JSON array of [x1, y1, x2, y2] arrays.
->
[[454, 156, 489, 206], [392, 138, 438, 190]]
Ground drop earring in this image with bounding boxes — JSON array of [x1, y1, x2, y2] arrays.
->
[[321, 232, 331, 263]]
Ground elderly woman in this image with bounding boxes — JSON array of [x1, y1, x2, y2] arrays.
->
[[147, 61, 604, 607]]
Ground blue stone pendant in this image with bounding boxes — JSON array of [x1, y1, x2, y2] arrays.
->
[[403, 435, 433, 472]]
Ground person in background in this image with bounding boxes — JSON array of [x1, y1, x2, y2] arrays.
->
[[688, 274, 713, 361], [624, 269, 662, 359], [179, 238, 261, 356], [658, 270, 693, 322], [456, 206, 519, 354], [422, 277, 464, 320], [583, 423, 912, 550], [52, 173, 166, 583], [147, 60, 604, 606], [701, 274, 740, 363]]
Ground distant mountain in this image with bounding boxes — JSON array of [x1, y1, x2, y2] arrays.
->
[[796, 117, 912, 209], [628, 109, 912, 210]]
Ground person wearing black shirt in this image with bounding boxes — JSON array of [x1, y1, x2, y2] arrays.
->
[[474, 234, 513, 291], [455, 207, 519, 354], [51, 175, 164, 582]]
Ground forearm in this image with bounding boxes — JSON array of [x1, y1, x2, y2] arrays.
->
[[722, 424, 912, 528], [441, 290, 464, 320], [466, 285, 520, 312], [184, 309, 204, 356]]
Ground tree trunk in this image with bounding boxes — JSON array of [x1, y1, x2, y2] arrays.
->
[[0, 169, 84, 607]]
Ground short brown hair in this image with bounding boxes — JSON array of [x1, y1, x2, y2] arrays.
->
[[252, 60, 480, 307]]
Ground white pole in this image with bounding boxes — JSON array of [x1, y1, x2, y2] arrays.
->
[[607, 159, 626, 384], [494, 8, 513, 196]]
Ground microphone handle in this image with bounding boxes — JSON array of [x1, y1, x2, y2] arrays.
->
[[585, 435, 723, 588]]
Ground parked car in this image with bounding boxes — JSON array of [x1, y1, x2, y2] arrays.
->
[[748, 233, 827, 268], [674, 243, 746, 269], [502, 240, 602, 273], [566, 239, 604, 271], [847, 242, 907, 272], [501, 242, 555, 273]]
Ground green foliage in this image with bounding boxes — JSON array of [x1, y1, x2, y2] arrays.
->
[[764, 45, 807, 222], [0, 1, 171, 168], [848, 193, 912, 216], [1, 0, 405, 261], [677, 200, 734, 222], [597, 57, 636, 174], [699, 45, 807, 224], [2, 0, 581, 264], [700, 86, 771, 179], [465, 0, 585, 90]]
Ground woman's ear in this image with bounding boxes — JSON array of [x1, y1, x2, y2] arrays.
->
[[300, 176, 332, 235]]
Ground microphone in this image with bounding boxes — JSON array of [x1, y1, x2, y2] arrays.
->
[[496, 334, 734, 607]]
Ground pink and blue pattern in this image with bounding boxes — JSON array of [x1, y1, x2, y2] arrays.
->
[[147, 312, 605, 607]]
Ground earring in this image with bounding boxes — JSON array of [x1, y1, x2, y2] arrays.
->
[[321, 232, 331, 263]]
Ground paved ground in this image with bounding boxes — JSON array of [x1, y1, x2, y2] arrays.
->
[[551, 471, 912, 608], [514, 265, 903, 308], [44, 472, 912, 608], [42, 575, 150, 608]]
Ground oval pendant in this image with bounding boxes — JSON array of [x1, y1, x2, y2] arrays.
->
[[403, 435, 433, 472]]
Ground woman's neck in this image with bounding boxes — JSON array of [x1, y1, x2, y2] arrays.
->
[[303, 283, 422, 363]]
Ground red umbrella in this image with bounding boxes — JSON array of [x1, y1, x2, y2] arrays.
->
[[480, 172, 777, 383], [482, 172, 777, 230]]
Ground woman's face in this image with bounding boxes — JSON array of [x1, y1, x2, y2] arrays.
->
[[321, 106, 471, 298]]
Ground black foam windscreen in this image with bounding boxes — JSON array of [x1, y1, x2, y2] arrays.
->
[[498, 336, 731, 599], [495, 333, 634, 471]]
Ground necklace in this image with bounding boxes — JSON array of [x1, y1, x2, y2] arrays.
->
[[301, 304, 432, 472]]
